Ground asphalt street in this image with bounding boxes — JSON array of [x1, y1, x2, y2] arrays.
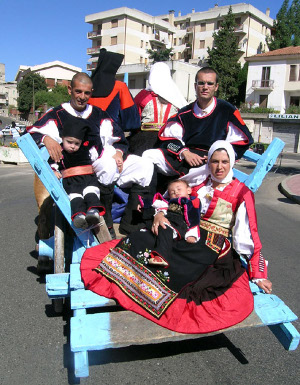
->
[[0, 157, 299, 385]]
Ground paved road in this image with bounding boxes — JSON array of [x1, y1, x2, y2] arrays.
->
[[0, 160, 299, 385]]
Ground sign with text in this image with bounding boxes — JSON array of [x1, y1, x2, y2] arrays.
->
[[269, 114, 300, 120]]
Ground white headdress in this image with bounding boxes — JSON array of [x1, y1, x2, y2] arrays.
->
[[146, 62, 187, 109]]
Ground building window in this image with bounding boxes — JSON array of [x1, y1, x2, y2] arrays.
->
[[200, 40, 205, 49], [147, 25, 150, 34], [200, 23, 206, 31], [97, 24, 102, 33], [174, 38, 177, 46], [146, 41, 148, 47], [235, 17, 241, 26], [290, 96, 300, 106], [289, 65, 297, 81], [178, 52, 181, 60], [111, 19, 118, 28], [141, 24, 145, 32], [261, 66, 271, 87], [259, 95, 268, 108], [111, 36, 117, 45], [141, 40, 143, 48], [140, 56, 143, 64], [217, 20, 223, 29], [129, 78, 136, 89], [96, 39, 102, 47]]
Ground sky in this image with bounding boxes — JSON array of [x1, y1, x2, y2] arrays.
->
[[1, 0, 285, 82]]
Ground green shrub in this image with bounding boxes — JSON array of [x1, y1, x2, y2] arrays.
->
[[286, 105, 300, 114]]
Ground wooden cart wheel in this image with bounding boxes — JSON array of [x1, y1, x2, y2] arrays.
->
[[52, 205, 65, 313]]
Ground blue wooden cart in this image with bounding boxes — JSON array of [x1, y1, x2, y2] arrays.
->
[[17, 134, 300, 378]]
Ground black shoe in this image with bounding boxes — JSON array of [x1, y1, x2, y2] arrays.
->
[[108, 226, 117, 240]]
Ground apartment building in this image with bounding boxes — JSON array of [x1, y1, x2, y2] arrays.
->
[[245, 46, 300, 113], [85, 3, 273, 70], [0, 63, 18, 115], [15, 61, 82, 88]]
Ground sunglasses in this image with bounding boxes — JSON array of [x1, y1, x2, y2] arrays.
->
[[195, 81, 215, 87]]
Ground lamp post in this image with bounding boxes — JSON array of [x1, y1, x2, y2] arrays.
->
[[32, 78, 35, 122]]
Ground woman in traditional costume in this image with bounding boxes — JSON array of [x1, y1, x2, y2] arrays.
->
[[81, 141, 272, 334]]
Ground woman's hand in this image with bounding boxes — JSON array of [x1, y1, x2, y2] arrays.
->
[[152, 212, 170, 236], [255, 279, 273, 294]]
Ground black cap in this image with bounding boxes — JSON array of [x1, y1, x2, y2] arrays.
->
[[61, 116, 90, 141], [91, 48, 124, 97]]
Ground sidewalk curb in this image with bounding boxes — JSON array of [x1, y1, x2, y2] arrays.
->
[[280, 175, 300, 205]]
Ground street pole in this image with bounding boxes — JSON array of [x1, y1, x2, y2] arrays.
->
[[32, 78, 35, 122]]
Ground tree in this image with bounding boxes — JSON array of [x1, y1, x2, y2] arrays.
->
[[17, 72, 47, 117], [147, 48, 173, 62], [289, 0, 300, 46], [266, 0, 292, 50], [35, 84, 70, 110], [207, 6, 241, 104], [236, 62, 248, 107]]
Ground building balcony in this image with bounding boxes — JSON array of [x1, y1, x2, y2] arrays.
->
[[87, 46, 101, 55], [237, 42, 246, 53], [234, 24, 247, 34], [252, 79, 274, 89], [86, 62, 97, 71], [186, 26, 193, 34], [87, 30, 102, 39]]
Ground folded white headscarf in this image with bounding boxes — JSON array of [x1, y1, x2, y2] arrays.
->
[[146, 62, 187, 109], [206, 140, 236, 184]]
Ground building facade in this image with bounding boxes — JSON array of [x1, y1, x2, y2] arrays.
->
[[0, 63, 18, 116], [15, 61, 82, 88], [85, 4, 273, 70], [245, 46, 300, 113]]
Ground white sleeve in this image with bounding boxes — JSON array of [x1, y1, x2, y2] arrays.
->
[[152, 199, 168, 216], [29, 120, 61, 144], [160, 121, 185, 145], [185, 226, 200, 242], [232, 201, 254, 256], [226, 122, 249, 143], [100, 119, 122, 147]]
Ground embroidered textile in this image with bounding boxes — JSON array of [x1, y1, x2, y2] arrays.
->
[[95, 247, 177, 318]]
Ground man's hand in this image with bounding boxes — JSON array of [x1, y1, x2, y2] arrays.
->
[[113, 151, 124, 173], [182, 150, 207, 167], [43, 136, 62, 162]]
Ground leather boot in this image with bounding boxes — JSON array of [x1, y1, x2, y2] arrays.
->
[[99, 183, 116, 239]]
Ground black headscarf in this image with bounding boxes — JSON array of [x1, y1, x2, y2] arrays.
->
[[91, 48, 124, 98]]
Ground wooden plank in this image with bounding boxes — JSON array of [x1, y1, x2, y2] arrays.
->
[[243, 138, 285, 193], [74, 351, 89, 378], [17, 134, 100, 248], [254, 294, 298, 324], [70, 310, 264, 352], [45, 273, 70, 297], [269, 322, 300, 351], [71, 289, 116, 310], [69, 264, 85, 290]]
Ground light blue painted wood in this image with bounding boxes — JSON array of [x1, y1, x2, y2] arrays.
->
[[38, 236, 54, 259], [269, 322, 300, 351], [254, 294, 298, 324], [45, 273, 70, 297], [71, 289, 113, 310], [123, 72, 128, 86], [17, 134, 99, 248], [71, 313, 111, 352], [242, 138, 285, 193], [70, 264, 85, 290], [74, 351, 89, 378]]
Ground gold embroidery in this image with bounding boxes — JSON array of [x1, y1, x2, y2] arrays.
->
[[200, 221, 229, 237], [205, 231, 225, 253], [168, 203, 183, 214]]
